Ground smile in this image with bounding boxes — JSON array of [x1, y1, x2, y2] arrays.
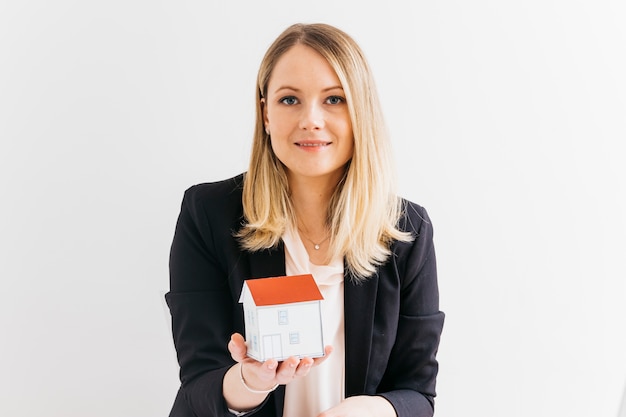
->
[[297, 142, 330, 147]]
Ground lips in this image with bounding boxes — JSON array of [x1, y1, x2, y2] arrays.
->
[[297, 142, 330, 147], [295, 140, 331, 147]]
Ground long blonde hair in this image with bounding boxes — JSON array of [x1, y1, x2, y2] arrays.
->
[[238, 23, 412, 280]]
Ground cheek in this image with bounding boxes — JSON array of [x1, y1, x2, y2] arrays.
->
[[339, 121, 353, 142], [335, 111, 353, 137], [345, 141, 355, 160], [267, 106, 292, 130], [269, 136, 287, 160], [344, 121, 354, 138]]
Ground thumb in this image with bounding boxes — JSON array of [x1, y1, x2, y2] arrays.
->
[[228, 333, 248, 362]]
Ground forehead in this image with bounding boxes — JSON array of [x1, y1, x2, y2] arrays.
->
[[268, 44, 343, 92]]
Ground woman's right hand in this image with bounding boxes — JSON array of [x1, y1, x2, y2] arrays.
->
[[227, 333, 333, 391], [223, 333, 332, 412]]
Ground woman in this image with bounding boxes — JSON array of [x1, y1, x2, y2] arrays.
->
[[166, 23, 444, 417]]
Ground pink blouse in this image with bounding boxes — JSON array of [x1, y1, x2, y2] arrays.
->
[[282, 227, 346, 416]]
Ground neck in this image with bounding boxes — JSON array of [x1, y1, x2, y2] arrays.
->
[[288, 175, 336, 237]]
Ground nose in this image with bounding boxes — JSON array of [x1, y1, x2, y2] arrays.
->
[[298, 102, 324, 131]]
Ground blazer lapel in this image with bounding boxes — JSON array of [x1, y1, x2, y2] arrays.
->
[[344, 270, 379, 396]]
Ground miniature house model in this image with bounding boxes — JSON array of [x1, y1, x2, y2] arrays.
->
[[239, 274, 325, 362]]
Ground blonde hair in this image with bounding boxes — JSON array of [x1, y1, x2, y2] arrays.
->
[[238, 23, 412, 280]]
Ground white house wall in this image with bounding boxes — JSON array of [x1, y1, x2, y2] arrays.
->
[[256, 301, 324, 360], [243, 300, 261, 358]]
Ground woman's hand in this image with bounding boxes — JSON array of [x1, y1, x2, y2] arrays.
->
[[317, 395, 397, 417], [224, 333, 332, 412], [229, 333, 332, 388]]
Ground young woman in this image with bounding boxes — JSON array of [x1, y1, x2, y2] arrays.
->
[[166, 23, 444, 417]]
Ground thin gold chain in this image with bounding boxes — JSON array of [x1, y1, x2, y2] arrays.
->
[[297, 227, 330, 250]]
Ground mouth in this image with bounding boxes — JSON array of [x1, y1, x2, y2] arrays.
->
[[295, 141, 331, 147]]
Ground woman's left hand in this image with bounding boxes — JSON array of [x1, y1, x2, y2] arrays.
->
[[317, 395, 396, 417]]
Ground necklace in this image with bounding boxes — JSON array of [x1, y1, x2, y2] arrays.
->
[[297, 227, 330, 250]]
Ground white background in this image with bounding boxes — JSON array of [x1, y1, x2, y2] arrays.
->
[[1, 1, 625, 416]]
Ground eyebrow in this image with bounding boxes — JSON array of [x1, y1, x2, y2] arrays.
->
[[273, 85, 344, 94]]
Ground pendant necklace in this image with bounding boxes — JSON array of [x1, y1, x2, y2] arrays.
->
[[297, 227, 330, 250]]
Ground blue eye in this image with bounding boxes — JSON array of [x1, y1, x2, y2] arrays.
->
[[279, 96, 298, 105], [326, 96, 345, 105]]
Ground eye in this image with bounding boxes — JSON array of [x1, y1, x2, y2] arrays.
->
[[325, 95, 345, 105], [279, 96, 299, 105]]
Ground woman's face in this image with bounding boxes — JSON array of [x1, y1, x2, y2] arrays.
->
[[263, 44, 354, 185]]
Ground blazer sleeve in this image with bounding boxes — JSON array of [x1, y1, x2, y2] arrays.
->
[[165, 185, 275, 417], [378, 202, 445, 417], [165, 185, 238, 416]]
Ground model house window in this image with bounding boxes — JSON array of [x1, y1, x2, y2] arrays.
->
[[289, 332, 300, 344], [278, 310, 288, 325]]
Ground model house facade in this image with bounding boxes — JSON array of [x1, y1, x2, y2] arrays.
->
[[239, 274, 325, 362]]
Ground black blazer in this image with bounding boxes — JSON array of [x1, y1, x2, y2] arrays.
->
[[165, 174, 444, 417]]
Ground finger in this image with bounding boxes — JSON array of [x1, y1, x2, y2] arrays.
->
[[312, 345, 333, 367], [228, 333, 247, 362], [293, 357, 313, 377], [274, 356, 301, 383], [255, 358, 279, 380]]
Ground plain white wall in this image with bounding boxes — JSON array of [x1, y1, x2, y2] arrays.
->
[[1, 1, 625, 416]]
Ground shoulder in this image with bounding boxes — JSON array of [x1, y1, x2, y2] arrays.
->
[[179, 173, 245, 227], [183, 174, 244, 211], [397, 198, 434, 238], [390, 198, 436, 279], [184, 173, 244, 204]]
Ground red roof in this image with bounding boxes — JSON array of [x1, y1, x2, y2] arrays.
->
[[244, 274, 324, 306]]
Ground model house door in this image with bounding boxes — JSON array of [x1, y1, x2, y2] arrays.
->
[[263, 334, 282, 359]]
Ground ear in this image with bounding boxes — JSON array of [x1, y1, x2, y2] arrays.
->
[[260, 98, 269, 129]]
